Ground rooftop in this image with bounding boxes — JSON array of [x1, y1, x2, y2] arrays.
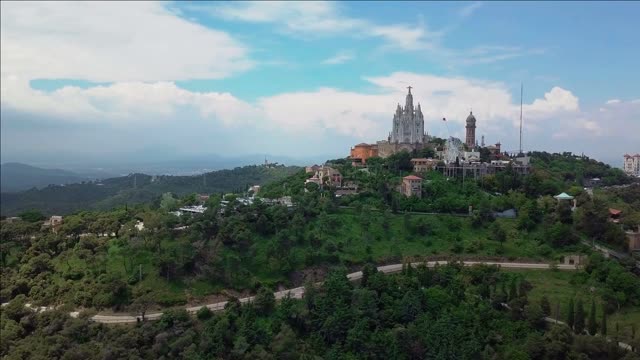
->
[[403, 175, 422, 180], [554, 192, 574, 200]]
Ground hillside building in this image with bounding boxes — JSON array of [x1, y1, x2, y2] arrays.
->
[[42, 215, 63, 233], [623, 154, 640, 176], [626, 227, 640, 252], [411, 158, 438, 173], [350, 143, 379, 166], [401, 175, 423, 198], [305, 165, 342, 187]]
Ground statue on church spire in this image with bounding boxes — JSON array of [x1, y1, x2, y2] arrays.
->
[[405, 86, 413, 113]]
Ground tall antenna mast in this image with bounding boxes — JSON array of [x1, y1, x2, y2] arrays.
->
[[519, 82, 523, 156]]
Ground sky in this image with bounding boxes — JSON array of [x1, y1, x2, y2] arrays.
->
[[1, 1, 639, 167]]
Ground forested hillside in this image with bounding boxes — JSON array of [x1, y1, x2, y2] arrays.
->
[[0, 165, 300, 215], [2, 151, 639, 358], [2, 264, 638, 359]]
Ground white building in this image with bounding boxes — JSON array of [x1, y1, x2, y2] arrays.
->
[[178, 205, 207, 214], [623, 154, 640, 176]]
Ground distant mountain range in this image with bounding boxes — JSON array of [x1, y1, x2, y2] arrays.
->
[[1, 152, 333, 178], [0, 163, 112, 192], [0, 164, 301, 216], [0, 153, 331, 192]]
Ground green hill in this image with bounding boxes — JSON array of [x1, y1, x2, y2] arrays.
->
[[0, 162, 92, 192], [0, 165, 300, 216]]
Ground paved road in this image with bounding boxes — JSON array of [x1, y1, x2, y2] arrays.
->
[[73, 260, 576, 324]]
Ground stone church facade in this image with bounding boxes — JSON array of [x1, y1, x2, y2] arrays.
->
[[376, 87, 429, 158]]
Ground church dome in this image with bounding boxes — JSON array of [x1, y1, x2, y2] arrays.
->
[[466, 111, 476, 125]]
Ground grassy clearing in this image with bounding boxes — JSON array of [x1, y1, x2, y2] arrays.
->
[[506, 269, 640, 343]]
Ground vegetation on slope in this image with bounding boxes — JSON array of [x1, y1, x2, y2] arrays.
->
[[1, 150, 639, 358], [2, 264, 638, 359], [0, 165, 300, 216]]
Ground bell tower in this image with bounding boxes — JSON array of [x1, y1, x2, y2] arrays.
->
[[465, 111, 476, 148]]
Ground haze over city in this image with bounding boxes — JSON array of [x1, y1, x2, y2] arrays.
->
[[1, 1, 639, 169]]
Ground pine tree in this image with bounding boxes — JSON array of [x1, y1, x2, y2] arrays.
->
[[540, 296, 551, 317], [601, 305, 607, 336], [574, 299, 585, 334], [567, 299, 575, 330], [509, 279, 518, 301], [587, 299, 597, 335]]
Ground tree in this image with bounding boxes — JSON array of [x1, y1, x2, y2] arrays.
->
[[197, 306, 213, 321], [508, 279, 518, 301], [18, 210, 45, 222], [160, 192, 179, 211], [567, 299, 575, 330], [525, 304, 545, 330], [131, 287, 155, 321], [490, 222, 507, 248], [574, 299, 585, 334], [587, 299, 597, 335], [601, 304, 607, 336], [271, 324, 298, 359], [555, 200, 573, 225], [540, 296, 551, 317], [254, 287, 276, 315]]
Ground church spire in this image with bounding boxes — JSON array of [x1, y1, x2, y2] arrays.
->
[[405, 86, 413, 112]]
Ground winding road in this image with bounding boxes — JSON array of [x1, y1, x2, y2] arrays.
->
[[72, 260, 577, 324]]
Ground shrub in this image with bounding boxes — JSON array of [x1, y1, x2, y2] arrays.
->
[[196, 306, 213, 320]]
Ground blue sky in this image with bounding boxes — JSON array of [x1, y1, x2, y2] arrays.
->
[[1, 1, 639, 167]]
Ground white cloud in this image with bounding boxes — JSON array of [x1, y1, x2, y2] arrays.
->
[[459, 2, 484, 18], [0, 1, 252, 83], [205, 1, 438, 51], [3, 69, 584, 145], [2, 78, 258, 126], [581, 120, 602, 134], [525, 87, 579, 115], [3, 72, 638, 164], [606, 99, 621, 104], [322, 51, 355, 65], [203, 1, 539, 66], [455, 46, 545, 66]]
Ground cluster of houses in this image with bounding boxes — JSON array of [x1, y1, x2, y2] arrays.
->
[[304, 165, 359, 197], [607, 207, 640, 253]]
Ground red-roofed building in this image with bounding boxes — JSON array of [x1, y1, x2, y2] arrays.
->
[[401, 175, 423, 198], [609, 208, 622, 223]]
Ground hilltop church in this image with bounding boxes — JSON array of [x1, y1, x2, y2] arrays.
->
[[350, 87, 431, 164], [376, 87, 431, 157], [352, 87, 489, 164]]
